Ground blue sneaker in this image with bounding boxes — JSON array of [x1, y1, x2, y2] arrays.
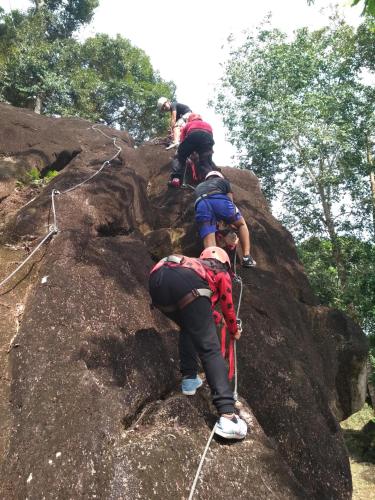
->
[[181, 375, 203, 395]]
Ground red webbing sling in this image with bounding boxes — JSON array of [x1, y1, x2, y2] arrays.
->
[[220, 322, 235, 381]]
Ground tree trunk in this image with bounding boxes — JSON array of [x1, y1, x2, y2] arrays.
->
[[366, 135, 375, 240], [34, 0, 43, 11], [302, 156, 349, 291], [370, 170, 375, 239], [367, 359, 375, 409], [318, 182, 348, 291], [34, 96, 42, 114]]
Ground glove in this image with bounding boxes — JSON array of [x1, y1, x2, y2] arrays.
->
[[169, 178, 181, 188]]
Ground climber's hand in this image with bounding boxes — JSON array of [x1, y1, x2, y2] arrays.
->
[[233, 329, 241, 340]]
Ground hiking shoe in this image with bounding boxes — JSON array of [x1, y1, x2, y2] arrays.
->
[[242, 255, 256, 268], [215, 415, 247, 440], [168, 177, 181, 188], [181, 375, 203, 395], [165, 142, 179, 150]]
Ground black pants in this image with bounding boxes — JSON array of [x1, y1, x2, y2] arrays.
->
[[149, 266, 234, 414], [171, 130, 215, 180]]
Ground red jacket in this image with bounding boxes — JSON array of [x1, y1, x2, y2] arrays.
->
[[151, 256, 237, 335], [180, 120, 213, 142]]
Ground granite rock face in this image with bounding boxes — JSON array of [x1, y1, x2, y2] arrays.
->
[[0, 103, 368, 499]]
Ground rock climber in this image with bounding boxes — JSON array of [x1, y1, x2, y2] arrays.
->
[[215, 220, 239, 263], [194, 171, 256, 268], [149, 246, 247, 440], [168, 113, 215, 188], [157, 97, 192, 149]]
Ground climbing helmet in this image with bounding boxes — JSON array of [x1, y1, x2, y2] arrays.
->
[[200, 246, 231, 268]]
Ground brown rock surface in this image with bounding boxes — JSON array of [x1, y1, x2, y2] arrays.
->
[[0, 103, 369, 499]]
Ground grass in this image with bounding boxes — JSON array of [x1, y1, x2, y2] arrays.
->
[[341, 403, 375, 500], [18, 167, 59, 187]]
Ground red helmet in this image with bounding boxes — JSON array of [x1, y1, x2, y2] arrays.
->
[[187, 113, 202, 123], [200, 246, 230, 268]]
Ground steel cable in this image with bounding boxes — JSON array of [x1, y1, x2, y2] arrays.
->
[[0, 125, 122, 289]]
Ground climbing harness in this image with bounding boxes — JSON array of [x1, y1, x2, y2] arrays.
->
[[153, 288, 212, 313], [194, 191, 224, 208], [0, 125, 123, 290], [151, 255, 209, 281]]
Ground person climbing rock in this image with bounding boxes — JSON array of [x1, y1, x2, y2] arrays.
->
[[157, 97, 192, 149], [215, 220, 239, 263], [194, 171, 256, 268], [168, 114, 215, 188], [149, 246, 247, 440]]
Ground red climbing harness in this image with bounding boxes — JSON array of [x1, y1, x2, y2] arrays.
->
[[220, 324, 235, 380], [151, 255, 208, 281], [151, 254, 238, 380]]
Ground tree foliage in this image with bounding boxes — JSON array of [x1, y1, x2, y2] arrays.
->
[[0, 1, 174, 142], [64, 34, 175, 142], [299, 236, 375, 384], [307, 0, 375, 17], [352, 0, 375, 17], [215, 15, 375, 344], [298, 237, 375, 333]]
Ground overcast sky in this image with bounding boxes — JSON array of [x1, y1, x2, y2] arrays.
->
[[2, 0, 363, 165]]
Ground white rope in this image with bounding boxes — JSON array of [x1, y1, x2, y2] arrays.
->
[[0, 125, 122, 289], [18, 196, 37, 211], [61, 125, 122, 194], [50, 189, 60, 232], [233, 271, 243, 401], [61, 159, 111, 194], [0, 229, 56, 289], [188, 424, 217, 500]]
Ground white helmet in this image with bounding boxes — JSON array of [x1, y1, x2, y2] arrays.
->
[[157, 97, 168, 111], [205, 171, 224, 180]]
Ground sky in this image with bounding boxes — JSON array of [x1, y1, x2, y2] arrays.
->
[[2, 0, 364, 165]]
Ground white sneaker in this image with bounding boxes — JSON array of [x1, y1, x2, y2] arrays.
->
[[215, 415, 247, 440]]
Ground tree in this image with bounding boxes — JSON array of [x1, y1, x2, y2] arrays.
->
[[64, 34, 175, 142], [298, 237, 375, 333], [0, 11, 72, 112], [0, 0, 99, 112], [214, 16, 375, 301], [35, 0, 99, 39], [0, 2, 175, 142], [352, 0, 375, 17], [307, 0, 375, 17]]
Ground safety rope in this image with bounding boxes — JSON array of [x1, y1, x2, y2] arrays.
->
[[181, 163, 195, 191], [188, 424, 217, 500], [181, 157, 196, 191], [188, 258, 244, 499], [0, 125, 122, 290], [232, 249, 244, 401]]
